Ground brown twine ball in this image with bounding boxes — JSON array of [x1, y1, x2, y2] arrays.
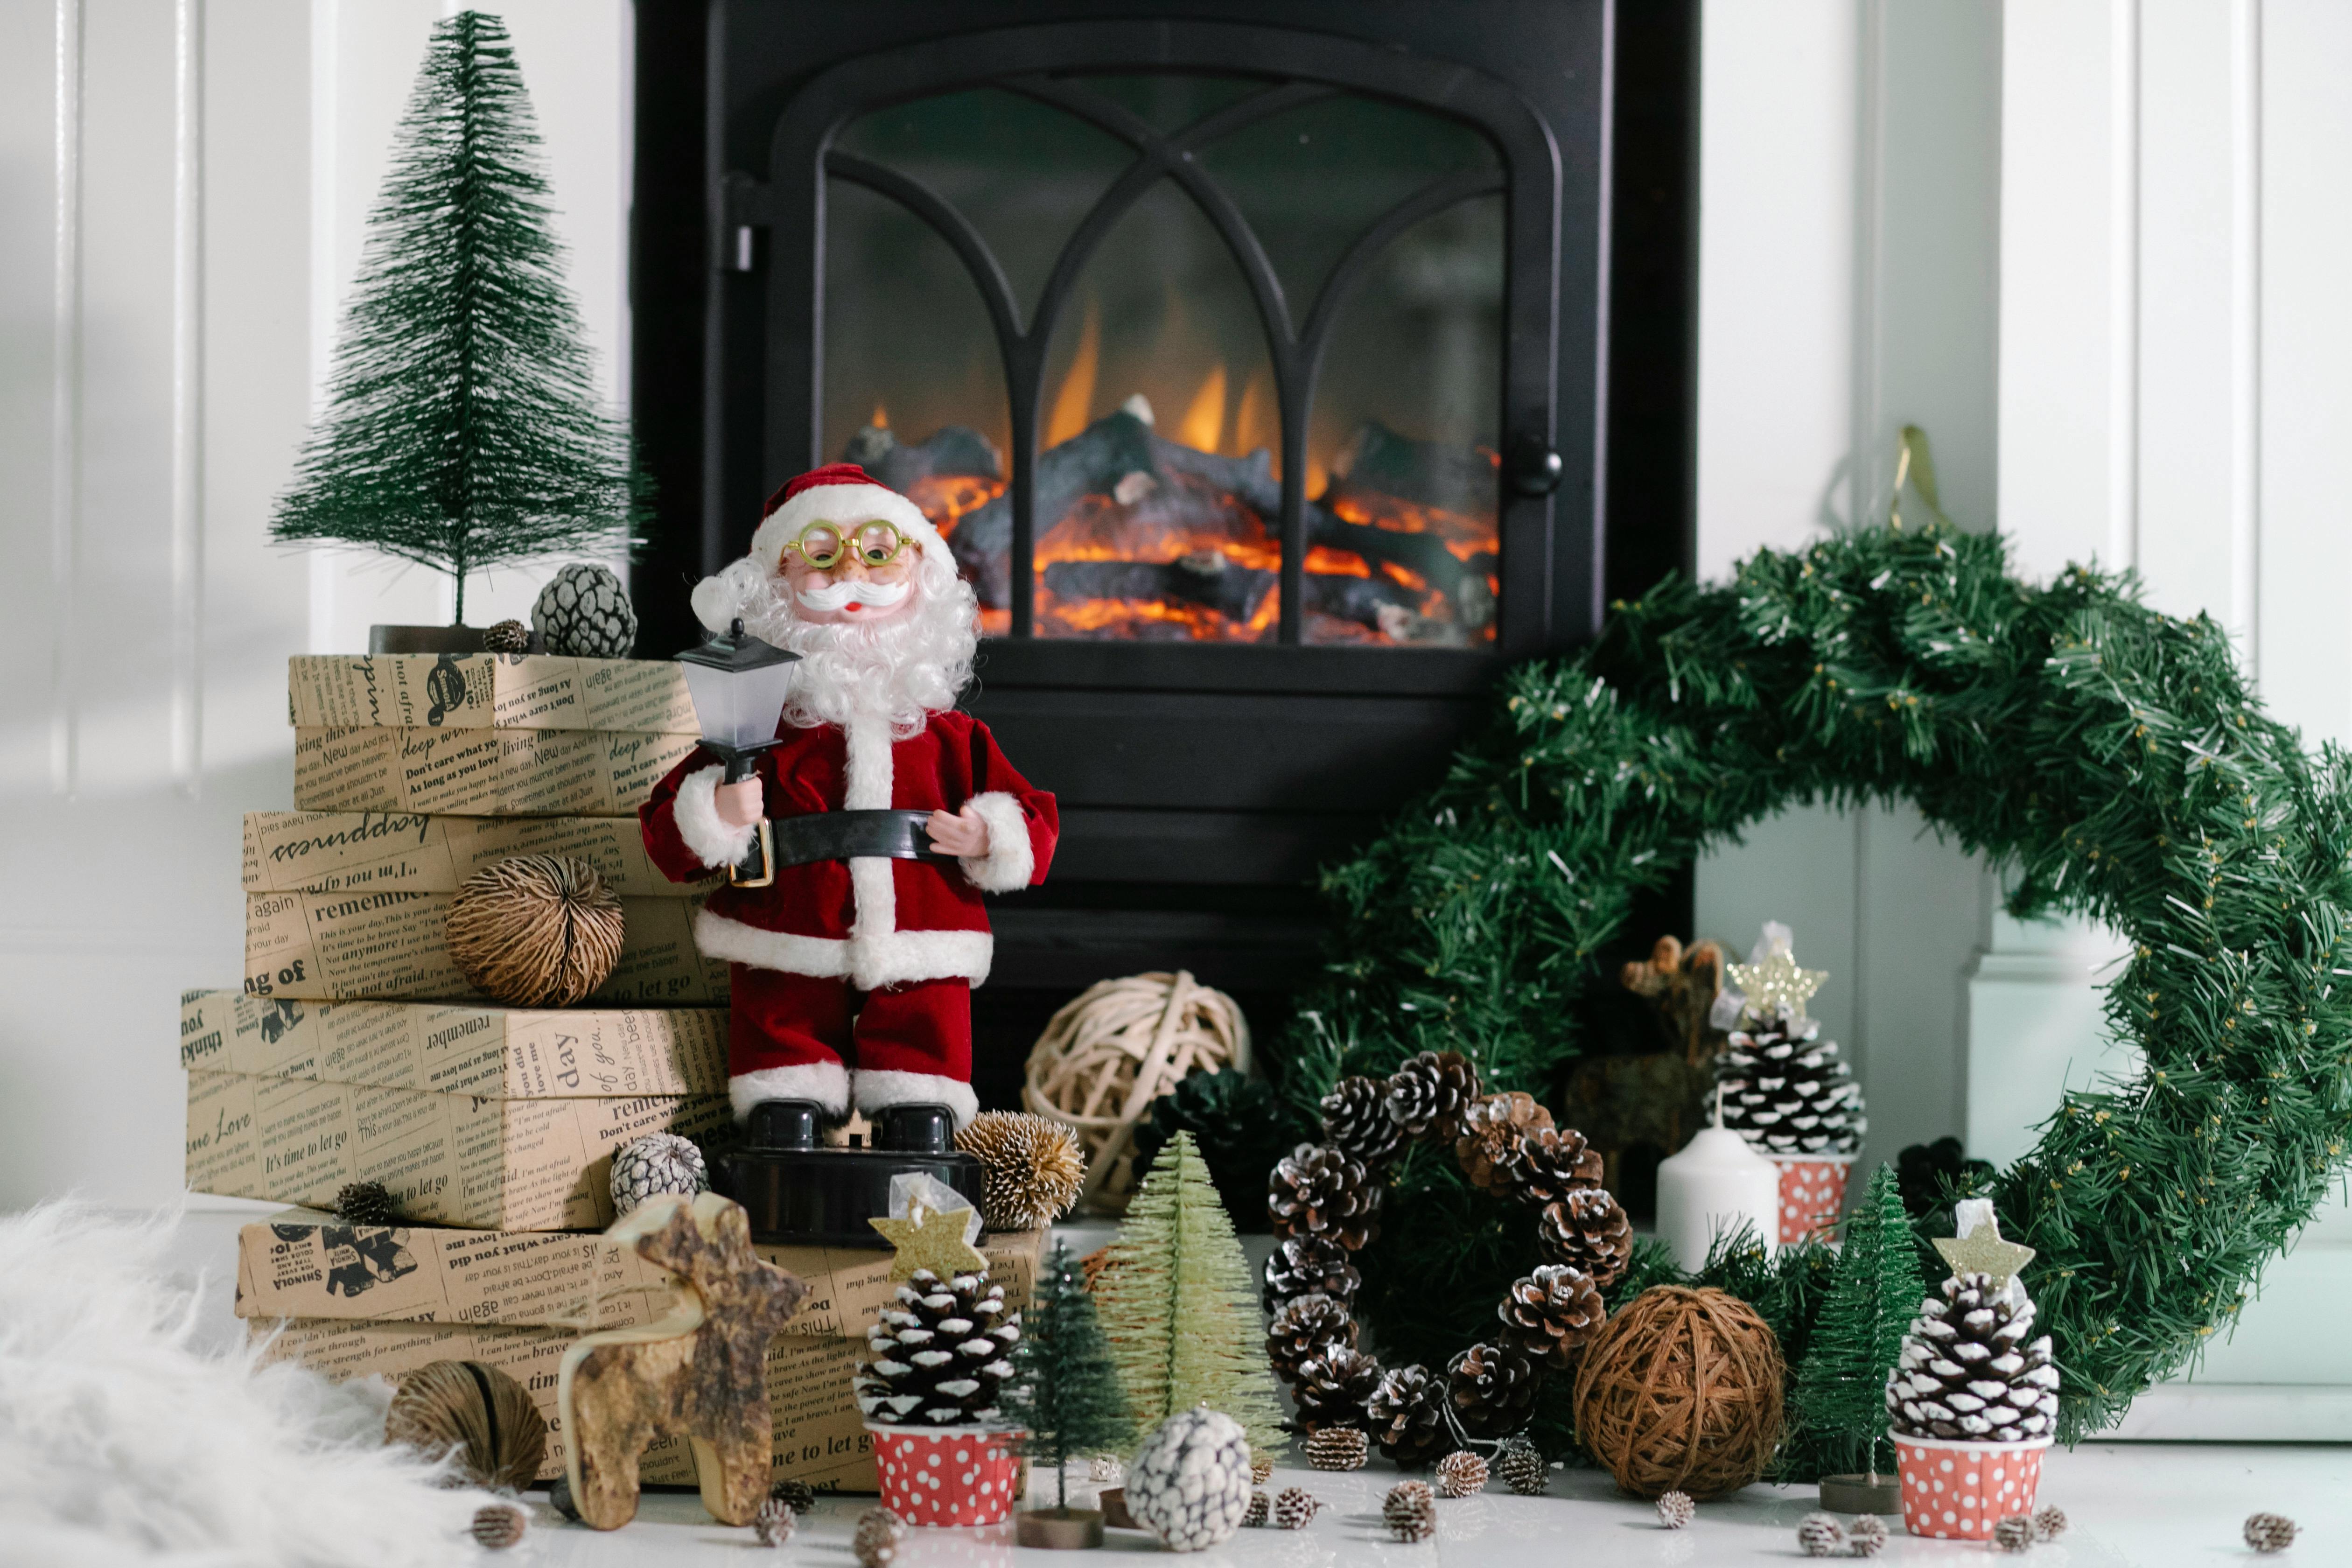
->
[[1571, 1285, 1784, 1500], [385, 1359, 547, 1490], [444, 854, 626, 1007], [1022, 970, 1248, 1211]]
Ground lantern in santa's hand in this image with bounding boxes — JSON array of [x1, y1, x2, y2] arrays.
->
[[673, 619, 799, 887]]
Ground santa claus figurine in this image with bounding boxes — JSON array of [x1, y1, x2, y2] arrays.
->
[[639, 463, 1056, 1130]]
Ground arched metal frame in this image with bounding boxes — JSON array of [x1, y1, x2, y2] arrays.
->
[[763, 21, 1566, 655]]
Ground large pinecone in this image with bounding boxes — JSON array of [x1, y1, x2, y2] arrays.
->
[[1267, 1144, 1381, 1249], [1454, 1091, 1554, 1189], [1447, 1341, 1541, 1439], [1386, 1050, 1481, 1142], [1364, 1364, 1453, 1469], [1319, 1075, 1403, 1167], [1498, 1264, 1606, 1370], [1512, 1124, 1606, 1206], [1885, 1271, 2059, 1442], [853, 1269, 1022, 1427], [1536, 1187, 1633, 1288], [1266, 1292, 1357, 1383], [1263, 1233, 1361, 1310], [1292, 1344, 1383, 1433], [1718, 1015, 1865, 1155]]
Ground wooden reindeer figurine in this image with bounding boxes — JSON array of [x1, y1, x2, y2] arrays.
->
[[557, 1191, 806, 1530]]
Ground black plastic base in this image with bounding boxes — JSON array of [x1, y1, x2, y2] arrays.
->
[[724, 1100, 987, 1248]]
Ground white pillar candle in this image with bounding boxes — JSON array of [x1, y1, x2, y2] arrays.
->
[[1655, 1122, 1782, 1273]]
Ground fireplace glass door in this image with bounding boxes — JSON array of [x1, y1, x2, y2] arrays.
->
[[819, 76, 1508, 649]]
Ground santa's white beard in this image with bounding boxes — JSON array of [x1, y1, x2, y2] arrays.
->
[[719, 550, 979, 739]]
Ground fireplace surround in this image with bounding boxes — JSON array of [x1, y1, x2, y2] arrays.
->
[[631, 1, 1693, 1089]]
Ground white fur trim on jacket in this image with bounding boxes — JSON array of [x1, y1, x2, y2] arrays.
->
[[855, 1068, 979, 1130], [695, 909, 993, 992], [957, 791, 1035, 893], [749, 480, 944, 577], [729, 1060, 849, 1123], [672, 763, 759, 869]]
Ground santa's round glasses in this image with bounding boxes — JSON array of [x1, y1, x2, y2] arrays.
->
[[788, 518, 910, 571]]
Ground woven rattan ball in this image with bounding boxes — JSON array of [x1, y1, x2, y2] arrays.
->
[[1022, 970, 1249, 1210], [1571, 1285, 1784, 1500], [445, 855, 626, 1007]]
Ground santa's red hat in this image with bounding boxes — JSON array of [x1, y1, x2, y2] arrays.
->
[[748, 463, 943, 575]]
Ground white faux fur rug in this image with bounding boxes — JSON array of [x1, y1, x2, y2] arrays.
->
[[0, 1203, 496, 1567]]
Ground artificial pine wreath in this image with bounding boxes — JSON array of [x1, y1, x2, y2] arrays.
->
[[1269, 518, 2352, 1438]]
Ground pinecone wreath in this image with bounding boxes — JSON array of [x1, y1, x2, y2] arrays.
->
[[1365, 1364, 1453, 1469], [609, 1133, 709, 1217], [1884, 1271, 2059, 1442], [852, 1269, 1022, 1426], [1536, 1186, 1634, 1288], [1446, 1341, 1540, 1438], [1265, 1292, 1356, 1382], [1717, 1010, 1865, 1155], [532, 562, 637, 658], [1512, 1125, 1606, 1206], [1386, 1051, 1481, 1141], [1267, 1144, 1381, 1248], [1292, 1345, 1382, 1433], [1319, 1074, 1403, 1167], [1262, 1233, 1360, 1310], [1305, 1425, 1369, 1471], [1455, 1091, 1553, 1189], [1498, 1263, 1606, 1369]]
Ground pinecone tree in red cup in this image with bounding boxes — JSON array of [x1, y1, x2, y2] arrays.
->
[[1717, 923, 1864, 1242], [1887, 1202, 2058, 1540]]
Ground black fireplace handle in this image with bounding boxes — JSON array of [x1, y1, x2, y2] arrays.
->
[[1505, 434, 1564, 498]]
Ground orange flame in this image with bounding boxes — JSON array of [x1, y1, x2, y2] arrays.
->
[[1177, 365, 1227, 454], [1045, 300, 1100, 448]]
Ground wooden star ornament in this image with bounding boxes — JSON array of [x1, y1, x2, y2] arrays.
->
[[1726, 948, 1828, 1021], [870, 1197, 989, 1281]]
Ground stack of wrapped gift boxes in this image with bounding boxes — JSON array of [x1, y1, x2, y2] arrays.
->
[[181, 651, 1040, 1492]]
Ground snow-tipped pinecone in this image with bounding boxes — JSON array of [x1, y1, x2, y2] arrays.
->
[[1266, 1292, 1356, 1383], [1383, 1480, 1436, 1543], [1320, 1075, 1403, 1167], [770, 1480, 816, 1513], [1848, 1514, 1888, 1556], [482, 618, 532, 654], [2245, 1512, 2299, 1553], [1885, 1271, 2058, 1442], [1445, 1341, 1540, 1439], [1455, 1091, 1554, 1189], [471, 1503, 526, 1550], [609, 1132, 710, 1217], [1273, 1487, 1319, 1529], [1657, 1490, 1694, 1529], [1386, 1051, 1481, 1141], [1263, 1233, 1361, 1310], [1365, 1364, 1452, 1469], [533, 563, 637, 658], [1717, 1014, 1865, 1155], [1536, 1187, 1633, 1288], [1512, 1125, 1605, 1207], [853, 1268, 1022, 1426], [1305, 1425, 1368, 1471], [1293, 1344, 1382, 1433], [853, 1508, 905, 1567], [2033, 1505, 2067, 1540], [1244, 1493, 1269, 1527], [1434, 1449, 1488, 1498], [1252, 1452, 1274, 1485], [335, 1180, 398, 1227], [1267, 1144, 1381, 1249], [1992, 1514, 2035, 1553], [753, 1496, 795, 1546], [1797, 1513, 1847, 1557], [1498, 1263, 1606, 1369], [1494, 1438, 1547, 1496]]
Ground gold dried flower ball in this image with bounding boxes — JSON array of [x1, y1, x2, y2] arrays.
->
[[444, 854, 626, 1007]]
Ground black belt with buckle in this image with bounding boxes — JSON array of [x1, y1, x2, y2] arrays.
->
[[767, 809, 953, 870]]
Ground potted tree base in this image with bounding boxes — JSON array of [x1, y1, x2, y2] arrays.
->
[[369, 624, 492, 655], [1004, 1241, 1130, 1549]]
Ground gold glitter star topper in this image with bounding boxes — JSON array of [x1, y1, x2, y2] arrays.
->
[[1725, 923, 1828, 1021], [869, 1178, 989, 1282], [1933, 1198, 2037, 1290]]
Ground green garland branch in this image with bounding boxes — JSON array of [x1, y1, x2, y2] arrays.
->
[[1278, 521, 2352, 1441]]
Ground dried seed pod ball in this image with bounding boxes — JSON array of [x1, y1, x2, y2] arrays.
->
[[1267, 1144, 1381, 1249], [1305, 1426, 1368, 1472], [1272, 1486, 1320, 1530], [1319, 1074, 1403, 1167], [1262, 1233, 1361, 1311], [954, 1110, 1085, 1229], [2033, 1505, 2067, 1540], [1992, 1514, 2036, 1554], [753, 1495, 796, 1547], [2245, 1512, 2299, 1553], [1848, 1514, 1890, 1556], [1434, 1449, 1489, 1498], [1127, 1407, 1253, 1552], [471, 1502, 527, 1551], [533, 562, 637, 658], [383, 1359, 547, 1490], [1022, 970, 1248, 1210], [482, 618, 532, 654], [1796, 1512, 1847, 1557], [1383, 1480, 1437, 1543], [1655, 1490, 1694, 1529], [609, 1132, 709, 1217], [445, 855, 625, 1007], [1494, 1438, 1547, 1496], [1292, 1345, 1383, 1433], [1243, 1493, 1270, 1527], [335, 1180, 399, 1227], [1571, 1285, 1785, 1500], [770, 1479, 817, 1513], [854, 1508, 905, 1567]]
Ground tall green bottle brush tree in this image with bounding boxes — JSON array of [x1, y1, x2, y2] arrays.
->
[[273, 11, 645, 624]]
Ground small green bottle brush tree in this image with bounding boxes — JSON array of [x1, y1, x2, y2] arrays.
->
[[1001, 1241, 1129, 1514], [1787, 1165, 1925, 1480], [272, 10, 644, 624]]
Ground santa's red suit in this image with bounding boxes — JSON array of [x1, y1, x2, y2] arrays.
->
[[638, 465, 1057, 1129]]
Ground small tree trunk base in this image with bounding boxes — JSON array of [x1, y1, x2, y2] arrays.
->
[[1016, 1508, 1106, 1549], [1096, 1489, 1137, 1530], [370, 623, 487, 654], [1820, 1473, 1904, 1513]]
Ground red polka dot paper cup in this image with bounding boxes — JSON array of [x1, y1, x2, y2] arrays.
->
[[867, 1424, 1024, 1527], [1894, 1433, 2051, 1539], [1769, 1152, 1856, 1244]]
